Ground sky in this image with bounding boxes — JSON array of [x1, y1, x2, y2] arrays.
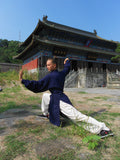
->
[[0, 0, 120, 42]]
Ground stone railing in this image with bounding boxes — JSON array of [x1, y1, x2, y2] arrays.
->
[[65, 70, 79, 88]]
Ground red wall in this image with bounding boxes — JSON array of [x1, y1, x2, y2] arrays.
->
[[22, 58, 38, 70]]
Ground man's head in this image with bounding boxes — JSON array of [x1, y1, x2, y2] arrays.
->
[[46, 58, 57, 72]]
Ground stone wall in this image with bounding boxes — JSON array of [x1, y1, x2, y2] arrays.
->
[[107, 71, 120, 88], [86, 71, 106, 88], [0, 63, 22, 72], [77, 67, 107, 88]]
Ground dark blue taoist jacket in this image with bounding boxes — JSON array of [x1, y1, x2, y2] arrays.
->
[[22, 60, 72, 126]]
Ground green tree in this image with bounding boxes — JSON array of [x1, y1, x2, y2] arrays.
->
[[111, 43, 120, 63], [0, 39, 23, 64], [116, 43, 120, 53], [0, 39, 9, 47]]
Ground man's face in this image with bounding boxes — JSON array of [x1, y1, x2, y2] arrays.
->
[[46, 60, 56, 72]]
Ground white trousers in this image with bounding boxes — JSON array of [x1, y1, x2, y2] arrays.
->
[[41, 93, 109, 134]]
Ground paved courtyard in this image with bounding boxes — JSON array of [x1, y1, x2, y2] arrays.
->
[[65, 87, 120, 96]]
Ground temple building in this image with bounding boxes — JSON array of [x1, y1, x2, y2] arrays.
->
[[14, 16, 120, 88]]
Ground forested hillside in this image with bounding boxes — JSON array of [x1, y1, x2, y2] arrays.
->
[[0, 39, 22, 64]]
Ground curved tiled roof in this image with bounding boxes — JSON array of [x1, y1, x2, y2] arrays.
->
[[21, 17, 118, 48], [15, 17, 119, 60]]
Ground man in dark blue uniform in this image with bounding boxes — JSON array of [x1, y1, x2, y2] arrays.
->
[[19, 58, 113, 138], [0, 86, 2, 91]]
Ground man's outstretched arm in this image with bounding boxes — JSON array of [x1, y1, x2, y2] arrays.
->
[[19, 69, 49, 93]]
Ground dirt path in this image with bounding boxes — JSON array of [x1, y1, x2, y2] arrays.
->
[[65, 87, 120, 96]]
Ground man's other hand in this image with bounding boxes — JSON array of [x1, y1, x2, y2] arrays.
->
[[19, 69, 24, 82]]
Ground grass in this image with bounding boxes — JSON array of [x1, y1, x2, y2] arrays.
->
[[0, 127, 6, 131], [0, 85, 22, 102], [3, 85, 21, 93], [80, 110, 118, 123], [25, 96, 41, 102], [87, 98, 97, 101], [0, 71, 119, 160], [0, 93, 14, 99], [28, 127, 45, 135], [38, 150, 75, 160], [32, 104, 41, 109], [105, 112, 120, 117], [87, 96, 109, 102], [0, 135, 27, 160], [78, 101, 84, 103], [0, 70, 19, 85], [94, 96, 109, 100], [93, 111, 120, 118], [78, 91, 87, 94], [103, 104, 113, 107], [14, 120, 35, 129], [69, 123, 90, 137], [82, 135, 101, 150], [0, 101, 21, 113], [1, 114, 119, 160]]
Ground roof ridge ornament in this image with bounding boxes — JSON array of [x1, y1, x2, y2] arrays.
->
[[43, 15, 48, 22], [94, 29, 97, 35]]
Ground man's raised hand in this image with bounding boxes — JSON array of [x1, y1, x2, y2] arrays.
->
[[64, 58, 69, 64]]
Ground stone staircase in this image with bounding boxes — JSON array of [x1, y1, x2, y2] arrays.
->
[[65, 70, 79, 88], [107, 72, 120, 89]]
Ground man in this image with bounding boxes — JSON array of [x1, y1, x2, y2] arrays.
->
[[19, 58, 113, 138], [0, 86, 2, 92]]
